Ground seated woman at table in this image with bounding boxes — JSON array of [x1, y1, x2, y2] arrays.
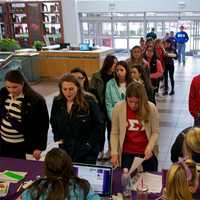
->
[[110, 81, 159, 171], [171, 127, 200, 163], [163, 159, 198, 200], [50, 73, 103, 164], [20, 148, 101, 200], [0, 70, 49, 160]]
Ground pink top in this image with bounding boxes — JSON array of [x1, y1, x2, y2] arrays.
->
[[150, 60, 163, 79]]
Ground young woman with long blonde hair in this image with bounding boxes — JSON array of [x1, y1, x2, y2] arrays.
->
[[163, 159, 199, 200]]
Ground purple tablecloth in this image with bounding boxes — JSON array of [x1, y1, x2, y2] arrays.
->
[[0, 157, 44, 200], [1, 157, 199, 200], [0, 157, 163, 200]]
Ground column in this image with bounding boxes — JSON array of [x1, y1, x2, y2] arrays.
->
[[61, 0, 81, 46]]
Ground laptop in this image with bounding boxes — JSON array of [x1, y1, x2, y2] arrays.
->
[[73, 163, 113, 197]]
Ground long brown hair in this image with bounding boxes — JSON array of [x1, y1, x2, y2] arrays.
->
[[70, 67, 90, 91], [58, 73, 89, 111], [130, 45, 144, 64], [115, 61, 132, 86], [126, 81, 150, 121], [100, 54, 117, 74], [29, 148, 90, 200]]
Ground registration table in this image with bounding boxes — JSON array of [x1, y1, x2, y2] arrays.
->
[[0, 157, 162, 200], [0, 157, 200, 200]]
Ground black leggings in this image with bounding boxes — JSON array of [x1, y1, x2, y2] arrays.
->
[[0, 139, 26, 159], [121, 152, 158, 172], [164, 64, 175, 92]]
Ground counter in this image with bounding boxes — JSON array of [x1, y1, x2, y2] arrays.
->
[[37, 47, 114, 78]]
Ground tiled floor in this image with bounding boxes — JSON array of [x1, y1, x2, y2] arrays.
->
[[32, 56, 200, 171]]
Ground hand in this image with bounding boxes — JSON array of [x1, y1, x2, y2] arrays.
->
[[33, 149, 41, 160], [111, 155, 119, 167], [56, 139, 64, 145], [144, 147, 153, 160]]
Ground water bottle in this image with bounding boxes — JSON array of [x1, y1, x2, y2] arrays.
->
[[121, 168, 132, 198]]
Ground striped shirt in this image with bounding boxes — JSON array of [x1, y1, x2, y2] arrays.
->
[[0, 94, 25, 143]]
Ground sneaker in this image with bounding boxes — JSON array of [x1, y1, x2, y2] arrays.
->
[[169, 91, 175, 95], [162, 91, 168, 96], [97, 151, 104, 161]]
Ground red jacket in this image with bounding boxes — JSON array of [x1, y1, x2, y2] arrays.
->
[[189, 74, 200, 118]]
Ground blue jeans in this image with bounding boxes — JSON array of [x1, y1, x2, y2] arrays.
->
[[121, 153, 158, 172], [177, 43, 186, 63]]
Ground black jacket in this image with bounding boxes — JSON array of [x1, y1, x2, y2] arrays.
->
[[0, 87, 49, 154], [50, 94, 103, 162], [171, 127, 200, 163]]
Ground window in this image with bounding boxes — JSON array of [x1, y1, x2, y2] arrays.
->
[[129, 38, 140, 49], [114, 38, 127, 49], [113, 22, 127, 36], [102, 22, 112, 35], [129, 22, 144, 36], [82, 22, 88, 35]]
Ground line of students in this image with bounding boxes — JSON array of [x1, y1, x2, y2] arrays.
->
[[0, 52, 199, 200]]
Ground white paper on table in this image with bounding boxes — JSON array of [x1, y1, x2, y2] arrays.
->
[[128, 157, 144, 175], [132, 172, 162, 193]]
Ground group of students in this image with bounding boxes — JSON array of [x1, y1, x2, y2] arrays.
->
[[0, 47, 199, 199], [15, 127, 200, 200], [146, 25, 189, 66]]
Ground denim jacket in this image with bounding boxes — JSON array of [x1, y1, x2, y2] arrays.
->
[[21, 179, 101, 200]]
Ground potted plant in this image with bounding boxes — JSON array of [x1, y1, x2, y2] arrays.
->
[[33, 40, 43, 51], [0, 38, 21, 52]]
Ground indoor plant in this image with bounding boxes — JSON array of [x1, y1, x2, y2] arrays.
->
[[0, 38, 21, 52], [33, 40, 43, 51]]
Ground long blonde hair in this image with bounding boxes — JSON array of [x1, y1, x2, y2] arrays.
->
[[183, 127, 200, 158], [165, 159, 198, 200]]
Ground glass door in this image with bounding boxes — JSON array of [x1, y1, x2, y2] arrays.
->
[[128, 21, 144, 49], [192, 21, 200, 55], [101, 22, 112, 47], [113, 22, 128, 50]]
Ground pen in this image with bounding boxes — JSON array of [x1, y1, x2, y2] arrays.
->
[[16, 183, 23, 192]]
